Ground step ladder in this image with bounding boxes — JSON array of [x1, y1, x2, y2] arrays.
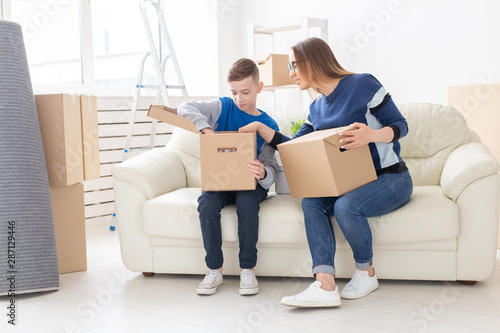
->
[[110, 0, 188, 230]]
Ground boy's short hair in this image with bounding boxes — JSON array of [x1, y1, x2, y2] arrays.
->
[[227, 58, 260, 84]]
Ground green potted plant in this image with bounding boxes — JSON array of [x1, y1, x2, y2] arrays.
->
[[288, 119, 305, 136]]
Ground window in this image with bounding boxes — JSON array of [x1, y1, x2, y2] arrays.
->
[[91, 0, 218, 96], [91, 0, 151, 91], [3, 0, 93, 93], [1, 0, 218, 96]]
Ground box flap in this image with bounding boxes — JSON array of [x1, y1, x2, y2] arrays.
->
[[277, 126, 347, 147], [148, 105, 199, 134], [250, 54, 272, 64], [323, 126, 356, 147]]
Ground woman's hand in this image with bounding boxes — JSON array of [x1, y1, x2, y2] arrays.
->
[[338, 123, 374, 150], [248, 159, 266, 180], [339, 122, 394, 149], [239, 121, 275, 144], [239, 122, 262, 134]]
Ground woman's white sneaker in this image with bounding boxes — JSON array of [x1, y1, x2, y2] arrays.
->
[[281, 281, 341, 308], [340, 269, 379, 299], [239, 269, 259, 295], [196, 270, 223, 295]]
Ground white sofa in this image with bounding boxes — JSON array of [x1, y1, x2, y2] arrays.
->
[[112, 103, 499, 283]]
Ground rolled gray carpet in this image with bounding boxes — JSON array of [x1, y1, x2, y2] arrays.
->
[[0, 21, 59, 295]]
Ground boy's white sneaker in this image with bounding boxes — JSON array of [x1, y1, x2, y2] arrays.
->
[[340, 269, 379, 299], [281, 281, 341, 308], [196, 269, 223, 295], [239, 269, 259, 295]]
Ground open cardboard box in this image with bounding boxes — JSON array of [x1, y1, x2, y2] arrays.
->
[[277, 126, 377, 198], [148, 105, 257, 191]]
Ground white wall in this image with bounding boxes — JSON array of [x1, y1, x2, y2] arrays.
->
[[164, 0, 219, 96], [218, 0, 500, 105], [217, 0, 242, 96]]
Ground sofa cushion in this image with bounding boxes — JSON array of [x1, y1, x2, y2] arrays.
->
[[398, 103, 469, 186], [367, 186, 458, 245], [142, 186, 458, 246]]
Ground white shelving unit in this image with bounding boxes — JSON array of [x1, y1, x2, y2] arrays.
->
[[247, 17, 328, 56], [247, 17, 328, 134]]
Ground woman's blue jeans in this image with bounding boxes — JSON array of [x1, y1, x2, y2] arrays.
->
[[301, 170, 413, 276]]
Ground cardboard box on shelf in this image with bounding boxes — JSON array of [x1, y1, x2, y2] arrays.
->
[[251, 54, 295, 87], [50, 183, 87, 274], [277, 126, 377, 198], [148, 105, 257, 191], [35, 94, 84, 187], [80, 95, 101, 181]]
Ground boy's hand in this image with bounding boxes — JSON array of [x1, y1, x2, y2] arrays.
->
[[200, 128, 214, 134], [248, 159, 266, 180]]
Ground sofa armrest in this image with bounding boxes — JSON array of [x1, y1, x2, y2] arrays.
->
[[441, 143, 499, 201], [112, 147, 187, 200]]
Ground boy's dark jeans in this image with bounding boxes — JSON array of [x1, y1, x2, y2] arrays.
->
[[197, 185, 268, 270]]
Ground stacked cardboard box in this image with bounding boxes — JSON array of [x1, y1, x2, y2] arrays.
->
[[35, 94, 101, 273], [251, 54, 295, 87]]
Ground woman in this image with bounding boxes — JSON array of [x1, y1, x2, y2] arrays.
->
[[240, 37, 413, 308]]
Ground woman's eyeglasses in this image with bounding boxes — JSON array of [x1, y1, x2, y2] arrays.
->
[[287, 61, 298, 72]]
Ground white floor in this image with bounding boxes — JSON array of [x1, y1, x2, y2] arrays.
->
[[2, 220, 500, 333]]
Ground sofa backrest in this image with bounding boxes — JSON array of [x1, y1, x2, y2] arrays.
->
[[166, 103, 471, 188], [398, 103, 469, 186], [166, 127, 202, 187]]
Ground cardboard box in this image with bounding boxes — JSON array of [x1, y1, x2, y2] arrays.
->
[[251, 54, 295, 86], [277, 126, 377, 198], [35, 94, 84, 186], [148, 105, 257, 191], [80, 95, 101, 181], [50, 183, 87, 274]]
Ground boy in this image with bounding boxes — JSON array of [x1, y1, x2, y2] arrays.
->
[[178, 58, 279, 295]]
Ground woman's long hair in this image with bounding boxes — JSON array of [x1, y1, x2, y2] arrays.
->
[[291, 37, 354, 94]]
